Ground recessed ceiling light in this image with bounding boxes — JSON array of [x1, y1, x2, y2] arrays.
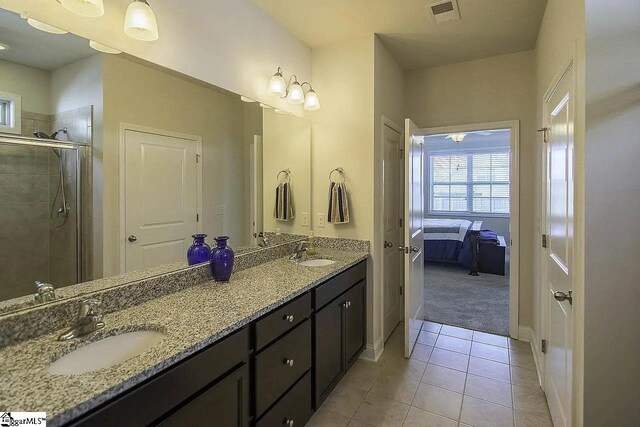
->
[[89, 40, 122, 54], [0, 43, 9, 51], [240, 96, 255, 103]]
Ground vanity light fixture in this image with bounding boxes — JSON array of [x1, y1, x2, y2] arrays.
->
[[21, 13, 68, 34], [267, 67, 320, 111], [124, 0, 159, 41], [446, 133, 467, 143], [60, 0, 104, 18], [89, 40, 122, 54], [240, 96, 256, 103], [0, 42, 8, 51]]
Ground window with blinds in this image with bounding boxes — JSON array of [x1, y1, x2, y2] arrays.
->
[[430, 150, 510, 215]]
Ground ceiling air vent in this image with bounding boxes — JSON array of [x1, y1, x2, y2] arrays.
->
[[427, 0, 461, 24]]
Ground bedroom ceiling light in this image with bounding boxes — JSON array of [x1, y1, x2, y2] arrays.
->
[[124, 0, 159, 41], [447, 133, 467, 143], [267, 67, 320, 110], [61, 0, 104, 18], [89, 40, 121, 54], [0, 43, 8, 51]]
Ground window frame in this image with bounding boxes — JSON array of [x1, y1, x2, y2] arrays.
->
[[428, 148, 511, 218], [0, 91, 22, 135]]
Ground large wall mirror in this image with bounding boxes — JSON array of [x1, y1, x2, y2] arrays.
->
[[0, 8, 311, 313]]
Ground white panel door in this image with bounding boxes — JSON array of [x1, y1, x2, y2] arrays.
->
[[124, 129, 198, 272], [544, 62, 574, 427], [383, 123, 403, 342], [404, 118, 424, 358]]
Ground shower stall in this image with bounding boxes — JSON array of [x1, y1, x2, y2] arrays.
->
[[0, 135, 87, 302]]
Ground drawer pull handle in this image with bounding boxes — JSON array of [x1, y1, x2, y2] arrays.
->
[[284, 314, 295, 323], [283, 358, 294, 367], [283, 419, 294, 427]]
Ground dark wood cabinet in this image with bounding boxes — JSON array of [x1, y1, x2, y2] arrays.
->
[[68, 260, 367, 427]]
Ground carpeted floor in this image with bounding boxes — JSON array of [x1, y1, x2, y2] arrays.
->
[[423, 261, 509, 335]]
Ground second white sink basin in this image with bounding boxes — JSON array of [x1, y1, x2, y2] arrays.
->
[[48, 330, 165, 376], [298, 259, 336, 267]]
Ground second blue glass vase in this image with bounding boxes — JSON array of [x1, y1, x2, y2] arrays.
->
[[210, 236, 235, 281], [187, 234, 211, 265]]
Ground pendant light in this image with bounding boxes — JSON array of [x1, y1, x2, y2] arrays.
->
[[303, 88, 320, 111], [61, 0, 104, 17], [267, 68, 286, 98], [89, 40, 122, 54], [124, 0, 159, 41], [286, 79, 305, 105]]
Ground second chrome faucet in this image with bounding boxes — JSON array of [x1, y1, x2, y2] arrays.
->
[[59, 298, 105, 341]]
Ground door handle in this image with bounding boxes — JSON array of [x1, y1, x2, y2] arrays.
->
[[128, 235, 138, 243], [554, 290, 572, 305], [384, 241, 393, 248], [410, 246, 419, 253]]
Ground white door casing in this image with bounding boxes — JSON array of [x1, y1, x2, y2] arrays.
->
[[249, 135, 263, 245], [404, 118, 425, 358], [382, 120, 403, 342], [543, 60, 575, 427], [122, 127, 200, 273]]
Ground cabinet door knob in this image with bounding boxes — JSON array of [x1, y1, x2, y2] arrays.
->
[[283, 419, 294, 427], [284, 314, 294, 323], [283, 358, 294, 367]]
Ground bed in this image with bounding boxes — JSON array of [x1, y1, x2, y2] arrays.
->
[[423, 219, 482, 275]]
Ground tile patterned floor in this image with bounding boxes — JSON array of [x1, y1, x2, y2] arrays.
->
[[308, 321, 553, 427]]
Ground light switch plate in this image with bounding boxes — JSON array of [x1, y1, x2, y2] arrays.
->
[[317, 213, 325, 228], [301, 212, 309, 227]]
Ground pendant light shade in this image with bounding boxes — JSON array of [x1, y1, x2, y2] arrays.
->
[[89, 40, 122, 54], [303, 89, 320, 111], [26, 18, 68, 34], [124, 0, 159, 41], [286, 81, 304, 104], [267, 69, 286, 98], [61, 0, 104, 17]]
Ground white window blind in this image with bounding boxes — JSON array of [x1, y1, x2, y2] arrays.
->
[[430, 150, 510, 215]]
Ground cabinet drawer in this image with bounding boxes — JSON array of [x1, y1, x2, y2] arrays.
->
[[255, 293, 311, 351], [71, 328, 249, 427], [255, 319, 312, 416], [314, 261, 366, 309], [256, 372, 312, 427]]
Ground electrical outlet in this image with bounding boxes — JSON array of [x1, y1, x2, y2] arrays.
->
[[317, 213, 325, 228], [301, 212, 309, 227]]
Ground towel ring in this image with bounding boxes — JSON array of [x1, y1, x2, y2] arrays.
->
[[277, 169, 291, 183], [329, 167, 346, 183]]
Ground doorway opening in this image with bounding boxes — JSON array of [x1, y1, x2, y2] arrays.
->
[[419, 121, 519, 337]]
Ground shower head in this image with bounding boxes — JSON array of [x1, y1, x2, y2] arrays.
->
[[50, 128, 68, 139], [33, 131, 50, 139], [33, 128, 68, 140]]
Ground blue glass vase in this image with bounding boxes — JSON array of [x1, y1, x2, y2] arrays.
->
[[210, 236, 235, 281], [187, 234, 211, 265]]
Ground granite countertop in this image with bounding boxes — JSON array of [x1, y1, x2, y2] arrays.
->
[[0, 249, 368, 426]]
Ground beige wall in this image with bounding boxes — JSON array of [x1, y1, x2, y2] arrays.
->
[[405, 51, 537, 328], [262, 109, 311, 235], [101, 55, 247, 276], [583, 0, 639, 425], [0, 0, 311, 111], [0, 59, 51, 115]]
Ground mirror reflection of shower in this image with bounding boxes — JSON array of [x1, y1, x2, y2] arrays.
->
[[33, 128, 70, 227]]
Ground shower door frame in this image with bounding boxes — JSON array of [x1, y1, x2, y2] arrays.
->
[[0, 135, 88, 285]]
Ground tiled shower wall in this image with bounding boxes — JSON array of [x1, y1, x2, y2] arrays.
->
[[0, 107, 93, 301]]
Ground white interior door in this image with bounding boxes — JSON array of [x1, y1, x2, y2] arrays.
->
[[124, 129, 198, 272], [543, 62, 574, 427], [404, 118, 425, 357], [382, 122, 403, 342], [249, 135, 263, 245]]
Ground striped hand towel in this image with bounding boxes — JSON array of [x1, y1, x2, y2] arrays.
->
[[274, 182, 294, 221], [327, 182, 350, 224]]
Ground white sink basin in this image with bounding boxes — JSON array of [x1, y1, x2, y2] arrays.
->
[[48, 330, 165, 375], [298, 259, 336, 267]]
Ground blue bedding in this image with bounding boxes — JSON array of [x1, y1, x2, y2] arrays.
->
[[423, 233, 473, 267]]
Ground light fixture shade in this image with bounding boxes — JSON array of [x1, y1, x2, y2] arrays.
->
[[61, 0, 104, 17], [27, 18, 68, 34], [304, 89, 320, 111], [124, 0, 159, 41], [267, 72, 286, 97], [240, 96, 255, 103], [449, 133, 467, 143], [286, 81, 304, 104], [89, 40, 122, 54], [274, 109, 289, 115]]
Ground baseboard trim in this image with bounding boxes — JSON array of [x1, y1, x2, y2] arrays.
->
[[519, 326, 544, 389], [360, 335, 384, 362]]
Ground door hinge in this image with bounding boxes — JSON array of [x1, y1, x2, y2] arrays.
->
[[399, 285, 403, 295], [399, 218, 403, 228], [196, 154, 201, 163], [537, 127, 549, 143], [542, 234, 548, 248], [196, 213, 200, 222], [541, 339, 548, 354], [399, 148, 404, 159]]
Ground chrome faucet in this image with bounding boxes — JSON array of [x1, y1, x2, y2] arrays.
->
[[34, 281, 56, 303], [59, 298, 105, 340], [289, 241, 309, 261]]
